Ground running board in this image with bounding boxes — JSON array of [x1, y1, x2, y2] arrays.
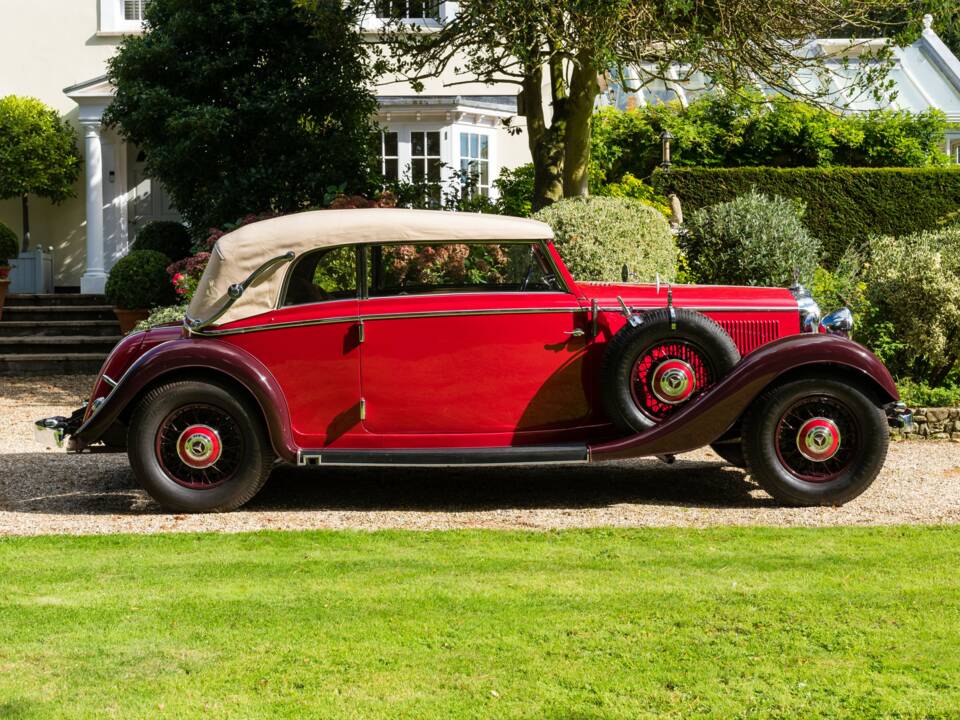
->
[[297, 444, 589, 467]]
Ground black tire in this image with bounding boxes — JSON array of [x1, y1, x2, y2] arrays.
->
[[127, 380, 274, 512], [710, 440, 748, 468], [601, 307, 740, 433], [742, 377, 889, 506]]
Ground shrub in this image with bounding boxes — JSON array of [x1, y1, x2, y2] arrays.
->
[[105, 250, 178, 310], [681, 189, 818, 287], [654, 166, 960, 260], [862, 228, 960, 386], [134, 304, 188, 332], [0, 222, 18, 264], [533, 196, 676, 282], [494, 164, 535, 217], [595, 173, 671, 216], [897, 379, 960, 408], [132, 221, 193, 262]]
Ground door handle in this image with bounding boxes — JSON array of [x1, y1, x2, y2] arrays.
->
[[564, 329, 586, 337]]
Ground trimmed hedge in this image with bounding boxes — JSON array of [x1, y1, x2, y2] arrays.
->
[[653, 167, 960, 260]]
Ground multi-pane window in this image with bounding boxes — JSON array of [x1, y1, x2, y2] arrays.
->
[[379, 132, 399, 182], [124, 0, 149, 21], [459, 133, 490, 198], [411, 131, 442, 207], [375, 0, 441, 19]]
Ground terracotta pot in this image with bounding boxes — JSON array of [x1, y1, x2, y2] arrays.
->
[[113, 308, 151, 333], [0, 278, 9, 322]]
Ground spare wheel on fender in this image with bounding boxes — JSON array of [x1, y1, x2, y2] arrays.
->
[[600, 307, 740, 434]]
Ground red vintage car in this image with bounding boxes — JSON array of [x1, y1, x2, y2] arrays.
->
[[36, 209, 910, 512]]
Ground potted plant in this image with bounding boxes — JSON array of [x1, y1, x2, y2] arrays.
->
[[0, 222, 19, 320], [105, 249, 178, 332]]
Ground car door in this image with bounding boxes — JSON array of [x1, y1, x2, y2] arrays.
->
[[358, 241, 597, 441]]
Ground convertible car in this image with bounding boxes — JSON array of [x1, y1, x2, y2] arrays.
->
[[36, 209, 910, 512]]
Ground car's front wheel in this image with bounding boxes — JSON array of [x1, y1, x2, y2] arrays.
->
[[127, 380, 274, 512], [742, 377, 889, 506]]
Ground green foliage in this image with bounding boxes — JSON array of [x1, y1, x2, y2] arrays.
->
[[104, 0, 378, 231], [0, 223, 18, 264], [134, 304, 188, 332], [105, 250, 178, 310], [862, 227, 960, 385], [132, 221, 193, 262], [897, 378, 960, 408], [681, 190, 819, 287], [592, 97, 948, 183], [533, 196, 676, 282], [493, 164, 535, 217], [654, 166, 960, 260], [0, 95, 81, 203], [595, 173, 671, 216]]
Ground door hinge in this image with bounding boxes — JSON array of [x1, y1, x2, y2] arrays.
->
[[360, 397, 366, 420], [358, 320, 365, 343]]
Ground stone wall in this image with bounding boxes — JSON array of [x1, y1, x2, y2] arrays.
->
[[896, 407, 960, 440]]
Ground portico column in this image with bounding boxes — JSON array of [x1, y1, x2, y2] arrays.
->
[[80, 120, 107, 294]]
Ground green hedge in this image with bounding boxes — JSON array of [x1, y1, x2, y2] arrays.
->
[[653, 167, 960, 260]]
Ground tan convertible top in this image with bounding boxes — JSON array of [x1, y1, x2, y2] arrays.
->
[[186, 208, 554, 327]]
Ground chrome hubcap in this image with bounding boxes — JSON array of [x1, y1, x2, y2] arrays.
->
[[650, 359, 697, 404], [796, 417, 841, 462], [176, 425, 222, 469]]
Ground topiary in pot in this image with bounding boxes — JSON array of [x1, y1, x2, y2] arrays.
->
[[533, 196, 677, 282], [105, 249, 178, 332], [131, 221, 193, 262], [0, 222, 19, 319]]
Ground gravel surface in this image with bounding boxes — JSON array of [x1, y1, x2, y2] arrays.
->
[[2, 375, 959, 536]]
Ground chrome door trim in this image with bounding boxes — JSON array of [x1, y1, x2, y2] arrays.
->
[[596, 305, 796, 313]]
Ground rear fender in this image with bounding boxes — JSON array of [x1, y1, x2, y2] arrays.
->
[[71, 338, 298, 463], [589, 334, 898, 461]]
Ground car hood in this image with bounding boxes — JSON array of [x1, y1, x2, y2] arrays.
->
[[576, 281, 798, 311]]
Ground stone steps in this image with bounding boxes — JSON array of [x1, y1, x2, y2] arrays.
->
[[0, 320, 121, 337], [0, 305, 117, 322], [2, 293, 108, 307], [0, 353, 108, 376]]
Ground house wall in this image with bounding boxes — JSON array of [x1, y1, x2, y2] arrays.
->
[[0, 1, 123, 287]]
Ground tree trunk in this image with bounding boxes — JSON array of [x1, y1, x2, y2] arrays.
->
[[21, 194, 30, 253], [522, 68, 563, 210], [562, 55, 600, 198]]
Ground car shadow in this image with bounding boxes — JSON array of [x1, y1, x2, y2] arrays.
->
[[0, 451, 775, 515]]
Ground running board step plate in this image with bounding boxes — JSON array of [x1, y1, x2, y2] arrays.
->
[[297, 445, 589, 467]]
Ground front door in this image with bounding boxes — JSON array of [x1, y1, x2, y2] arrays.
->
[[358, 241, 596, 442], [129, 149, 181, 238]]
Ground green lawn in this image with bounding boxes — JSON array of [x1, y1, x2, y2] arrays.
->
[[1, 528, 959, 719]]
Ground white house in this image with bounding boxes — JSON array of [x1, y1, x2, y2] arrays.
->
[[2, 3, 960, 293]]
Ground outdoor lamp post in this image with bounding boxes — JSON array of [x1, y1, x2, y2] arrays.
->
[[660, 130, 674, 170]]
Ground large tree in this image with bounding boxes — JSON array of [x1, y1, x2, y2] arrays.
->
[[0, 96, 81, 252], [105, 0, 379, 231], [359, 0, 922, 209]]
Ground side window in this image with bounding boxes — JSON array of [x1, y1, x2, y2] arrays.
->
[[283, 246, 357, 307], [366, 242, 560, 297]]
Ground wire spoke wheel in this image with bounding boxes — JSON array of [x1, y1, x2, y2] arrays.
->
[[155, 403, 245, 490], [774, 395, 860, 483], [630, 340, 715, 422]]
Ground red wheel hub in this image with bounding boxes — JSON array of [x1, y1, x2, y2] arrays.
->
[[796, 417, 841, 462], [649, 358, 697, 405], [176, 425, 222, 469]]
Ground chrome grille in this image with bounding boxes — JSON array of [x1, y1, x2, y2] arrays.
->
[[719, 319, 780, 355]]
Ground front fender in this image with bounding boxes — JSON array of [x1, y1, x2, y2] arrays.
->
[[71, 338, 298, 463], [589, 333, 898, 462]]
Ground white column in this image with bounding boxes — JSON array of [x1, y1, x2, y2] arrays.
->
[[80, 121, 107, 294]]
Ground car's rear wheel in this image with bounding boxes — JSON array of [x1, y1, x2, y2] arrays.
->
[[742, 377, 888, 506], [128, 380, 273, 512]]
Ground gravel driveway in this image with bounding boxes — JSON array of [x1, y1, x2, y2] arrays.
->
[[2, 375, 959, 536]]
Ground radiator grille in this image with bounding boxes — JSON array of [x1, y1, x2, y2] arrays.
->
[[719, 319, 780, 355]]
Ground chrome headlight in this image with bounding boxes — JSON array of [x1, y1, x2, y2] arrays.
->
[[822, 307, 854, 337], [791, 285, 820, 333]]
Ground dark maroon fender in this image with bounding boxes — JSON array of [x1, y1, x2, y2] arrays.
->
[[71, 338, 299, 463], [589, 333, 899, 462]]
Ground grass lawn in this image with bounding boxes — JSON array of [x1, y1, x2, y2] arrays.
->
[[1, 527, 959, 719]]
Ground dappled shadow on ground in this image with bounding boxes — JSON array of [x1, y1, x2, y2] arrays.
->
[[0, 375, 93, 405], [0, 450, 771, 516]]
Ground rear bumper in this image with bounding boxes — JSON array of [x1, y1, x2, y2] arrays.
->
[[886, 401, 913, 432]]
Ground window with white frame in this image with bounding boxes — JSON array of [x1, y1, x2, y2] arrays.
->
[[101, 0, 149, 32], [375, 0, 441, 19], [411, 131, 442, 206], [459, 133, 490, 198], [379, 131, 400, 182]]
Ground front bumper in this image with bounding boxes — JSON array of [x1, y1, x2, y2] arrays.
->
[[886, 401, 913, 432], [34, 417, 68, 448]]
